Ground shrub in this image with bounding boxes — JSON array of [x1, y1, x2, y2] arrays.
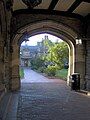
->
[[38, 67, 45, 73], [30, 57, 45, 70], [20, 68, 24, 78], [45, 65, 59, 76]]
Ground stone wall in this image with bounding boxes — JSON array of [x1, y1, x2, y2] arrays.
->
[[0, 0, 89, 93], [11, 13, 83, 39], [0, 0, 12, 92], [4, 10, 90, 91], [11, 15, 87, 91], [0, 3, 89, 91], [0, 1, 6, 92], [85, 15, 90, 91], [86, 15, 90, 38]]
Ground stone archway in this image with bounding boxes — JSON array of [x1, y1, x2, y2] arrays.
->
[[11, 20, 85, 91]]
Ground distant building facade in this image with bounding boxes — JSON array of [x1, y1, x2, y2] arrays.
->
[[20, 35, 49, 67]]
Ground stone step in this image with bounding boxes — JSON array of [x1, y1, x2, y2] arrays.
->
[[76, 90, 90, 96], [79, 90, 88, 94], [0, 92, 12, 120]]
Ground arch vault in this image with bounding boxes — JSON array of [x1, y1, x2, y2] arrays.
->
[[11, 20, 85, 91]]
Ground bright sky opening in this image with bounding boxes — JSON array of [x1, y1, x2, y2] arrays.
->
[[21, 33, 63, 46]]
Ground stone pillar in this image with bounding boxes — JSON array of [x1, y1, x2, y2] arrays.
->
[[3, 45, 11, 91], [11, 44, 20, 91], [67, 45, 74, 85], [75, 43, 85, 89], [4, 8, 13, 91], [85, 39, 90, 91]]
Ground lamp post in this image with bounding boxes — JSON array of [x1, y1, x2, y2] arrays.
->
[[76, 38, 82, 45], [22, 0, 42, 8]]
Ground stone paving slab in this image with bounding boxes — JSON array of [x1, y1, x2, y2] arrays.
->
[[0, 92, 12, 120], [2, 69, 90, 120], [17, 83, 90, 120], [5, 92, 19, 120]]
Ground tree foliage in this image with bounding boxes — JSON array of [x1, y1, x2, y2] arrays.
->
[[44, 41, 69, 69], [30, 38, 69, 77], [30, 57, 44, 70]]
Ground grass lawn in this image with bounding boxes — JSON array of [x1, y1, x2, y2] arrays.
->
[[55, 69, 68, 80], [20, 68, 24, 78]]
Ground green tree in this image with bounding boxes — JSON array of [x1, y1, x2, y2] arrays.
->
[[44, 41, 69, 69], [30, 38, 69, 77]]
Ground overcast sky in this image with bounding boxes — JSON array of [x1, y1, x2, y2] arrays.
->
[[21, 33, 63, 46]]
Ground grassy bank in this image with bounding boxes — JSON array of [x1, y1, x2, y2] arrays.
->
[[20, 68, 24, 78], [55, 69, 68, 80]]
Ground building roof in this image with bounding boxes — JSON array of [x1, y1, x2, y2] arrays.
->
[[21, 45, 39, 53]]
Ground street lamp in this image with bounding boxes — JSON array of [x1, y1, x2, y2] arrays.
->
[[22, 0, 42, 8], [76, 38, 82, 45]]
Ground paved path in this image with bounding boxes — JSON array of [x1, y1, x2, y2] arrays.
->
[[6, 68, 90, 120], [21, 68, 60, 83]]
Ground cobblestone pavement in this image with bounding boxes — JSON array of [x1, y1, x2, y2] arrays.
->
[[16, 68, 90, 120]]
